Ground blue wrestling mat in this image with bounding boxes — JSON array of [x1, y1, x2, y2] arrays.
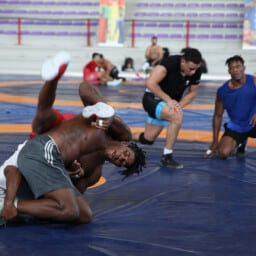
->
[[0, 76, 255, 256]]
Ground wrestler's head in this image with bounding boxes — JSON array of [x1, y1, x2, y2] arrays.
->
[[106, 141, 146, 177], [180, 47, 202, 77]]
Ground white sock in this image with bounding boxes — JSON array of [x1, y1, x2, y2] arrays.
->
[[14, 199, 18, 208], [163, 148, 173, 155]]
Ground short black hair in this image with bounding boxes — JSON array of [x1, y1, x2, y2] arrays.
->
[[181, 47, 202, 64], [225, 55, 244, 66], [92, 52, 100, 58], [119, 142, 146, 179]]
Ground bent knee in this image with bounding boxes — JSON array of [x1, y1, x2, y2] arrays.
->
[[57, 203, 80, 222], [218, 148, 230, 160], [80, 209, 93, 224], [166, 114, 183, 125], [63, 208, 80, 222], [164, 110, 183, 124]]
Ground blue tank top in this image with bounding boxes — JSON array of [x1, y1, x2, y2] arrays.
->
[[217, 74, 256, 132]]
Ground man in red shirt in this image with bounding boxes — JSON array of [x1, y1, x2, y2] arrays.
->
[[83, 53, 105, 85]]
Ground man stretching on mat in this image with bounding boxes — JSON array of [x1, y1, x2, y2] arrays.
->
[[98, 54, 125, 86], [205, 55, 256, 159], [0, 52, 145, 225], [133, 47, 202, 169], [83, 52, 106, 86]]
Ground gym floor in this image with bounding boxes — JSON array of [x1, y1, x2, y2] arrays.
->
[[0, 75, 255, 256]]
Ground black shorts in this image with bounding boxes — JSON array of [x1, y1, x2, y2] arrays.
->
[[223, 123, 256, 145], [142, 92, 163, 119], [110, 67, 119, 79]]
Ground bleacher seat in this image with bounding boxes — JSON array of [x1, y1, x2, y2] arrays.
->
[[145, 22, 157, 27], [186, 13, 198, 18], [175, 3, 186, 8], [161, 3, 174, 8], [211, 34, 223, 39], [200, 3, 212, 8], [158, 23, 170, 28], [198, 23, 211, 28], [149, 3, 161, 8], [160, 13, 172, 18]]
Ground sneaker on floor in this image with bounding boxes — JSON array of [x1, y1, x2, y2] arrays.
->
[[82, 102, 115, 119], [236, 142, 247, 156], [0, 197, 6, 226], [41, 51, 71, 81], [160, 154, 183, 169]]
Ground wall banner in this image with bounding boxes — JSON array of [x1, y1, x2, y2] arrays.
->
[[243, 1, 256, 49], [98, 0, 125, 47]]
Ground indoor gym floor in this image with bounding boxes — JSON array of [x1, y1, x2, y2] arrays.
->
[[0, 75, 255, 256]]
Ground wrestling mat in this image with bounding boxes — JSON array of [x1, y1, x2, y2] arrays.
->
[[0, 75, 255, 256]]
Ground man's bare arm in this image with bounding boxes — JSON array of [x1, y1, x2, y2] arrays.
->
[[2, 166, 21, 220]]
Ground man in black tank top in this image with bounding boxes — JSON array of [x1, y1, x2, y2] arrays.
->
[[133, 48, 202, 169]]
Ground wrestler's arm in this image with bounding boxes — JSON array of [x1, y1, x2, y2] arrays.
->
[[2, 165, 21, 220], [79, 81, 105, 106], [179, 84, 199, 108], [212, 96, 224, 145], [205, 95, 224, 157], [250, 76, 256, 126], [67, 160, 85, 180], [146, 65, 171, 102], [79, 81, 131, 140], [72, 153, 104, 194], [102, 71, 113, 82], [108, 115, 132, 141], [145, 46, 151, 60], [73, 165, 102, 194]]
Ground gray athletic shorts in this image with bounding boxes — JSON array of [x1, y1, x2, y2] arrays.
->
[[17, 134, 77, 199]]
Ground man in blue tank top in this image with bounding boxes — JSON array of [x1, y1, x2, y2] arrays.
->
[[133, 48, 202, 168], [206, 55, 256, 159]]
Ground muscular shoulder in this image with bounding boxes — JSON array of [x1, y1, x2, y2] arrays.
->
[[156, 45, 162, 51], [160, 55, 180, 71], [217, 80, 229, 98]]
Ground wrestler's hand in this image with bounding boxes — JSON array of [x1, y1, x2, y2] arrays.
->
[[92, 117, 113, 130], [1, 201, 18, 221], [250, 113, 256, 127], [204, 142, 218, 158], [68, 160, 85, 179], [166, 99, 182, 114]]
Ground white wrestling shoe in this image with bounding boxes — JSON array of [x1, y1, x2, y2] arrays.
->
[[107, 79, 122, 87], [41, 51, 71, 81], [82, 102, 115, 119]]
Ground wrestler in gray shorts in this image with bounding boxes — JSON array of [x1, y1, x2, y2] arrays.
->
[[17, 134, 77, 199]]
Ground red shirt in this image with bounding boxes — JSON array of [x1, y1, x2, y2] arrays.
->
[[84, 60, 97, 72], [29, 109, 76, 139]]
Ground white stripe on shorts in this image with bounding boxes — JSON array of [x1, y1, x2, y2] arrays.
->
[[44, 139, 55, 165]]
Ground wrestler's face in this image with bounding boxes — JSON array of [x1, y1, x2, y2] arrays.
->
[[107, 142, 135, 167], [94, 55, 102, 67], [180, 59, 201, 77], [151, 37, 157, 45], [228, 61, 245, 80]]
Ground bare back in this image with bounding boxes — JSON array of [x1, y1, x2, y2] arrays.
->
[[47, 115, 108, 166], [101, 59, 114, 73]]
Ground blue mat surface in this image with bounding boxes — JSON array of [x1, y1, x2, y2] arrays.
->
[[0, 76, 255, 256]]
